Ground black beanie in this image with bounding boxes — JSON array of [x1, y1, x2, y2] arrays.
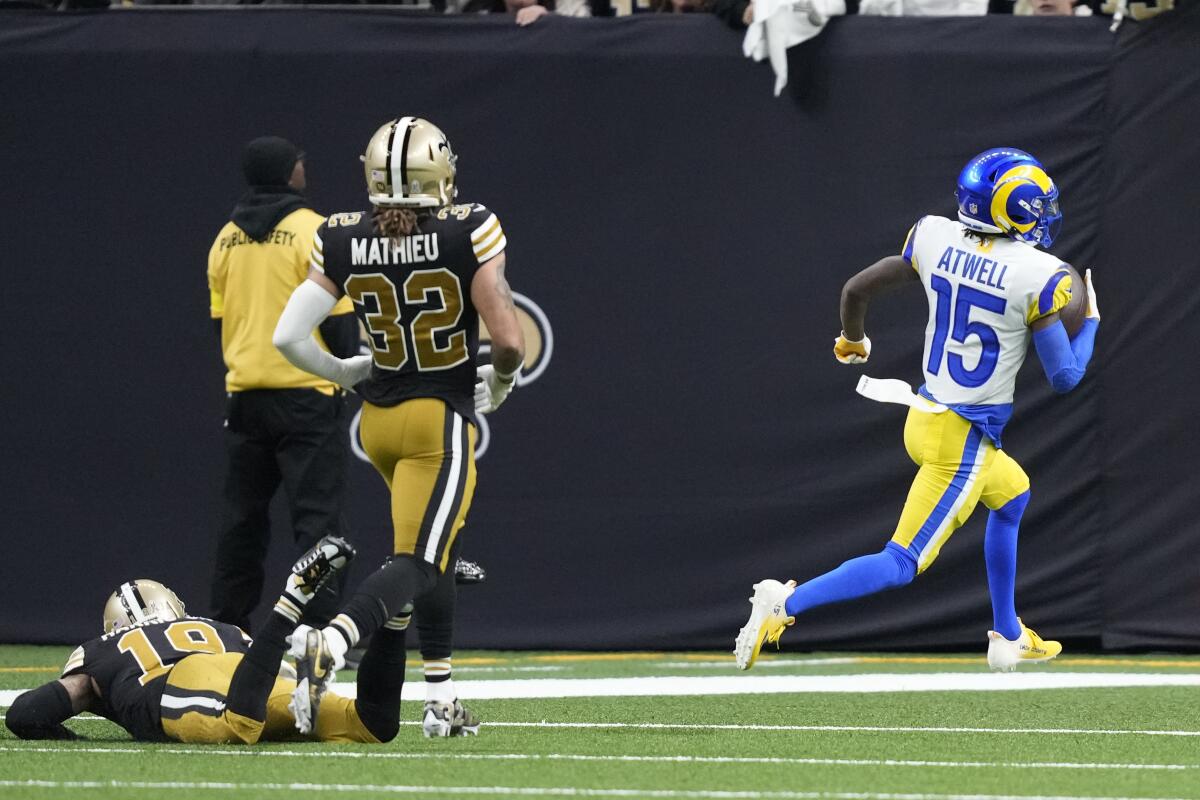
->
[[242, 136, 303, 187]]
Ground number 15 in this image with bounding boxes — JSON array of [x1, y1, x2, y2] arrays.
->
[[927, 275, 1007, 389]]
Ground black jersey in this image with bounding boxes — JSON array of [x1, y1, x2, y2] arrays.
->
[[312, 203, 507, 424], [61, 617, 250, 741]]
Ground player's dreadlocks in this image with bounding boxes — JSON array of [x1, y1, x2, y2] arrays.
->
[[964, 230, 1003, 246], [373, 208, 426, 241]]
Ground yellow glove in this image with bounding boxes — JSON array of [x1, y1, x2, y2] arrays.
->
[[833, 332, 871, 365]]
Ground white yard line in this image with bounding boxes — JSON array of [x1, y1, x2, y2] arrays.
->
[[1, 745, 1195, 772], [453, 666, 568, 674], [655, 659, 866, 669], [0, 782, 1195, 800], [343, 672, 1200, 699], [11, 671, 1197, 709], [479, 721, 1200, 737], [1, 713, 1197, 738]]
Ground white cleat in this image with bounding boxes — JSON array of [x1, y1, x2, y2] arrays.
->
[[987, 619, 1062, 672], [289, 627, 337, 734], [423, 700, 481, 737], [733, 579, 797, 671]]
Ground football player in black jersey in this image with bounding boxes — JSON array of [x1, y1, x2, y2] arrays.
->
[[4, 536, 415, 744], [274, 117, 525, 736]]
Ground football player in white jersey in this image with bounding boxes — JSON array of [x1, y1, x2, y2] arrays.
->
[[735, 148, 1100, 672]]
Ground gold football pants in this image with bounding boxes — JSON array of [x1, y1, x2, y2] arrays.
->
[[890, 408, 1030, 573], [359, 398, 477, 573], [159, 653, 379, 744]]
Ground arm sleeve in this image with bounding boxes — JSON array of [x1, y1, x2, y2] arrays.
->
[[5, 681, 81, 740], [1033, 317, 1099, 394], [308, 223, 352, 314], [274, 280, 369, 390]]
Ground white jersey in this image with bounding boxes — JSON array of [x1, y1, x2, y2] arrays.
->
[[903, 215, 1072, 407]]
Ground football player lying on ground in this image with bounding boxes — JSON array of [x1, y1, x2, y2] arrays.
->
[[5, 535, 476, 743], [736, 147, 1100, 673]]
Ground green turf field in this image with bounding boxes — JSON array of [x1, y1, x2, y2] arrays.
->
[[3, 645, 1199, 799]]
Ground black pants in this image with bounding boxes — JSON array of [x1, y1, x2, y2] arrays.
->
[[210, 388, 350, 632]]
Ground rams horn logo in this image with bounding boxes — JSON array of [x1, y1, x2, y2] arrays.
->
[[348, 291, 553, 463]]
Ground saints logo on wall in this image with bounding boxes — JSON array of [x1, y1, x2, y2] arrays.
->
[[348, 291, 553, 462]]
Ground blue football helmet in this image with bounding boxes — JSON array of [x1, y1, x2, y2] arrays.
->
[[956, 147, 1062, 247]]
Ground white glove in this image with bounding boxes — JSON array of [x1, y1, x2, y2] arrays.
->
[[833, 332, 872, 365], [475, 364, 518, 414], [1084, 269, 1100, 320]]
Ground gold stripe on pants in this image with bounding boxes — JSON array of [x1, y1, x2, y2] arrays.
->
[[359, 398, 477, 572]]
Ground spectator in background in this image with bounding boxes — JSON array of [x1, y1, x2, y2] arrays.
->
[[860, 0, 987, 14], [1014, 0, 1092, 13], [466, 0, 603, 22], [512, 0, 590, 23], [207, 136, 359, 634]]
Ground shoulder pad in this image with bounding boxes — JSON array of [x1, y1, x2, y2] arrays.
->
[[61, 645, 86, 677]]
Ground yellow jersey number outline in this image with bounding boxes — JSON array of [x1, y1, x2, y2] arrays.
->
[[435, 205, 473, 222], [328, 212, 363, 228], [117, 621, 228, 686], [345, 268, 469, 372]]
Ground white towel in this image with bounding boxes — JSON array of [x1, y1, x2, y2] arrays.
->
[[743, 0, 846, 96], [855, 375, 948, 413]]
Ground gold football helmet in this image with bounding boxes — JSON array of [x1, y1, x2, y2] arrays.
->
[[103, 579, 186, 634], [362, 117, 457, 208]]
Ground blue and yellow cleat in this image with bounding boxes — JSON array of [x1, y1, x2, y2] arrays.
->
[[987, 618, 1062, 672], [733, 579, 797, 671]]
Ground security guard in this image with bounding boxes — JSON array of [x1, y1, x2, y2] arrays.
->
[[207, 136, 359, 633]]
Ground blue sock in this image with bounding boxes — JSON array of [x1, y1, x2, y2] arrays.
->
[[784, 542, 917, 618], [984, 491, 1030, 641]]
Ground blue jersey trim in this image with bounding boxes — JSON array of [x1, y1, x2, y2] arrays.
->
[[906, 425, 984, 559], [1038, 268, 1070, 316], [919, 385, 1012, 448], [901, 216, 926, 264]]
